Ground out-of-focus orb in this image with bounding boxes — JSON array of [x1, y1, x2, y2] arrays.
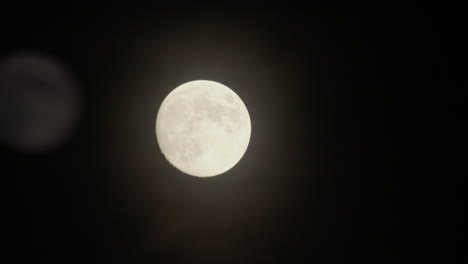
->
[[0, 53, 79, 152]]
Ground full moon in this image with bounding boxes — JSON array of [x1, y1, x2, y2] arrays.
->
[[155, 80, 251, 177]]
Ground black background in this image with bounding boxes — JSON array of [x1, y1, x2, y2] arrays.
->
[[0, 4, 460, 263]]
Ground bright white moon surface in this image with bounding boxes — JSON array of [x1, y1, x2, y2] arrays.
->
[[155, 80, 251, 177]]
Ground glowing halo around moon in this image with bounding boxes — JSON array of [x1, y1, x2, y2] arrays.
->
[[155, 80, 251, 177]]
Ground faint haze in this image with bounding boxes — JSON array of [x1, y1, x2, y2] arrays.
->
[[0, 4, 450, 263]]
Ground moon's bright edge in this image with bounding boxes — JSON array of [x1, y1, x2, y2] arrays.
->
[[155, 80, 251, 177]]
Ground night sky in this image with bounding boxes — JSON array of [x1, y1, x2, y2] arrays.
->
[[1, 4, 459, 263]]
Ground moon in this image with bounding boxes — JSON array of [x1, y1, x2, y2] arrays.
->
[[0, 53, 79, 151], [155, 80, 251, 177]]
